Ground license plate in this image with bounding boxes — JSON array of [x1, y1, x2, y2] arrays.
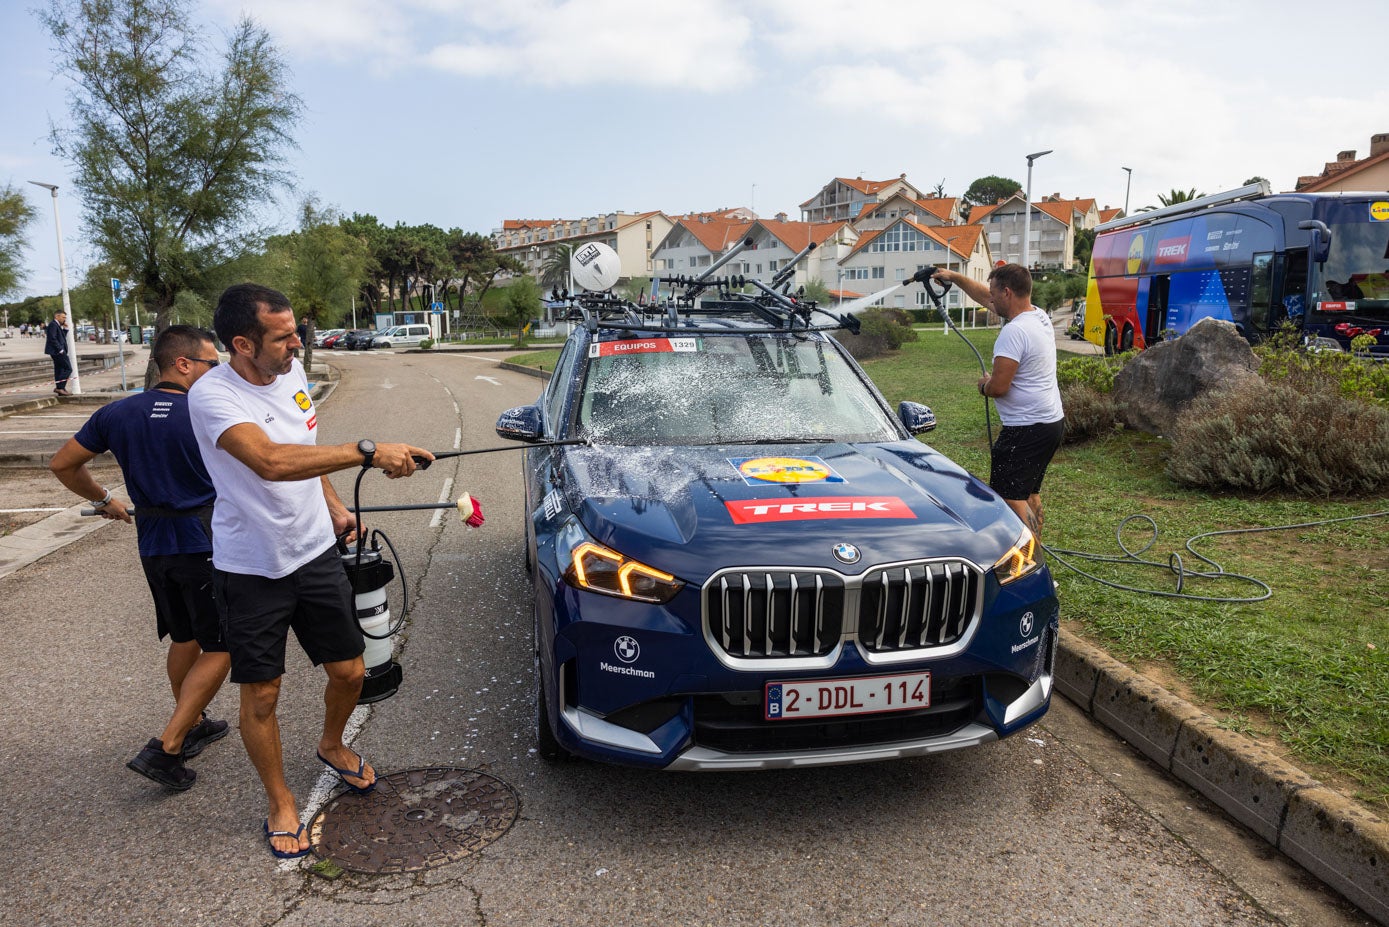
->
[[765, 671, 931, 721]]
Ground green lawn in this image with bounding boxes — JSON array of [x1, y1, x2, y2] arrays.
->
[[508, 334, 1389, 807]]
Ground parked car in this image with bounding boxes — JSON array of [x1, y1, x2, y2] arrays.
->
[[372, 323, 433, 348], [321, 331, 347, 349], [497, 286, 1058, 770], [314, 328, 345, 347], [341, 329, 377, 350]]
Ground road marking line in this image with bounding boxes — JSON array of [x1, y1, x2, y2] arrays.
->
[[453, 427, 461, 450], [0, 507, 66, 513], [430, 477, 454, 529]]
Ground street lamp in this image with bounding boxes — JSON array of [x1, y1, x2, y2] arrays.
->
[[1122, 166, 1133, 216], [1022, 149, 1052, 271], [28, 181, 81, 394]]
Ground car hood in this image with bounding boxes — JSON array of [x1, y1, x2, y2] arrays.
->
[[557, 443, 1022, 578]]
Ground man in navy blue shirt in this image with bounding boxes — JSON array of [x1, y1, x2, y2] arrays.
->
[[50, 325, 231, 790], [43, 309, 73, 395]]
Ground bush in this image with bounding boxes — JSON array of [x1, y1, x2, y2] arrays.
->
[[839, 307, 919, 360], [419, 337, 434, 350], [1256, 327, 1389, 406], [1167, 376, 1389, 494], [1061, 384, 1124, 443], [1056, 352, 1133, 393]]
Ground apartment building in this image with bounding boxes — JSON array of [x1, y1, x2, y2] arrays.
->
[[492, 211, 674, 282], [1295, 132, 1389, 192], [969, 193, 1098, 270], [800, 174, 927, 223], [836, 217, 993, 312]]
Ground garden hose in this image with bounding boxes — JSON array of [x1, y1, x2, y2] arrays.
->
[[927, 292, 1389, 603]]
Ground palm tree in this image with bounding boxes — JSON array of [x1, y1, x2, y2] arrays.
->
[[1156, 188, 1203, 207], [540, 244, 575, 292]]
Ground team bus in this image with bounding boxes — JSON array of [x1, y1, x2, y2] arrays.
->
[[1083, 181, 1389, 357]]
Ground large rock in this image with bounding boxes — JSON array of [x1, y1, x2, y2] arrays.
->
[[1112, 318, 1260, 436]]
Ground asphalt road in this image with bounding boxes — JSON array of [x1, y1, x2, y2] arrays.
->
[[0, 349, 1365, 926]]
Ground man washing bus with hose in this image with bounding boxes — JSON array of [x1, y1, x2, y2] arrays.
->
[[189, 283, 434, 860], [929, 263, 1064, 540]]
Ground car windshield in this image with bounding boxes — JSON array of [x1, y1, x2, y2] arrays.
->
[[575, 333, 901, 446]]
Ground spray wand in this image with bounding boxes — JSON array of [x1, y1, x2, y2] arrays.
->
[[910, 267, 995, 445]]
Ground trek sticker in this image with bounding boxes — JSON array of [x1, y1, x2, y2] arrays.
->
[[725, 496, 915, 524], [1370, 201, 1389, 221], [1153, 236, 1190, 265], [588, 338, 698, 358], [293, 389, 312, 412], [731, 456, 845, 485], [305, 413, 317, 431]]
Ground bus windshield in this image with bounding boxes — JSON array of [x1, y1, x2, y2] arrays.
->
[[1311, 206, 1389, 323]]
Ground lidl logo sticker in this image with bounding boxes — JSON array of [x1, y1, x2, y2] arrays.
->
[[1370, 201, 1389, 221], [731, 456, 844, 485]]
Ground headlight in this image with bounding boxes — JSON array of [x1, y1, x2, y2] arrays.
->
[[993, 526, 1041, 585], [564, 540, 684, 603]]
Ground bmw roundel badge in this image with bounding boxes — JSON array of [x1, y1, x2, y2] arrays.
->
[[832, 542, 860, 564]]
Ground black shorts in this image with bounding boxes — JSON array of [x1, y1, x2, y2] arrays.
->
[[990, 419, 1066, 501], [215, 545, 363, 684], [141, 553, 226, 652]]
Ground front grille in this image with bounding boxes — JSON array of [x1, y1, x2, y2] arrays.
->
[[707, 571, 844, 658], [692, 677, 980, 753], [858, 561, 980, 653], [703, 559, 982, 662]]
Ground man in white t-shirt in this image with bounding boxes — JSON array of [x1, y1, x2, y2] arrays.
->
[[190, 283, 433, 860], [931, 264, 1065, 539]]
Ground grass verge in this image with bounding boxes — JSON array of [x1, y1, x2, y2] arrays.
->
[[508, 334, 1389, 807]]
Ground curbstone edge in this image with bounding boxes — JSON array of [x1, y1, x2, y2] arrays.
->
[[1279, 786, 1389, 925]]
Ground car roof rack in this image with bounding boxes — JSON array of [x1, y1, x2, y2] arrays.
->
[[550, 239, 862, 336]]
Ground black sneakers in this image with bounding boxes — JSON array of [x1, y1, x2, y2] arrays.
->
[[181, 713, 229, 759], [127, 738, 196, 791]]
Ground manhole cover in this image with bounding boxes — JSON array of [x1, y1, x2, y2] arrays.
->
[[309, 766, 519, 874]]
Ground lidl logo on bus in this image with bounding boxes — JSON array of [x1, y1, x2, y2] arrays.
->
[[1371, 201, 1389, 222], [1126, 234, 1145, 274]]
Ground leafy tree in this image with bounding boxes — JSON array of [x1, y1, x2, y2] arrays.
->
[[41, 0, 302, 383], [961, 176, 1022, 219], [0, 183, 38, 298], [1155, 188, 1204, 207], [1074, 228, 1096, 270], [540, 244, 576, 292], [277, 200, 367, 370], [500, 277, 540, 345], [800, 278, 831, 305]]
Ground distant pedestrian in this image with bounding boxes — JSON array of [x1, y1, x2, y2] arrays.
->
[[296, 316, 308, 348], [932, 264, 1065, 539], [49, 325, 231, 790], [44, 310, 73, 394], [189, 283, 434, 860]]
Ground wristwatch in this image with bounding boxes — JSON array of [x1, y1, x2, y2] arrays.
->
[[357, 439, 376, 468]]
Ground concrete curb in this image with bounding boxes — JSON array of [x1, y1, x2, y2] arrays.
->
[[1057, 629, 1388, 924], [498, 362, 552, 381]]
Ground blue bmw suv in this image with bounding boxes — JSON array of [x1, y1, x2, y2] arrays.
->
[[497, 283, 1058, 770]]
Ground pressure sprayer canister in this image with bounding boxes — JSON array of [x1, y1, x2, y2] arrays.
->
[[342, 545, 402, 703]]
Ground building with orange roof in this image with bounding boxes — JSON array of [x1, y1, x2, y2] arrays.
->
[[835, 216, 994, 314], [491, 210, 675, 283], [970, 191, 1099, 270], [652, 217, 855, 293], [1294, 133, 1389, 192], [800, 174, 926, 223], [854, 192, 962, 231]]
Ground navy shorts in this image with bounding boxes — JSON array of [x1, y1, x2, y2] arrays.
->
[[142, 553, 226, 652], [214, 545, 363, 684], [990, 419, 1066, 501]]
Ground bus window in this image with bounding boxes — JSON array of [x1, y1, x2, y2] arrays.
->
[[1250, 252, 1273, 331], [1145, 276, 1169, 345]]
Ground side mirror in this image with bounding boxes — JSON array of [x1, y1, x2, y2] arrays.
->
[[898, 401, 937, 435], [1297, 219, 1332, 264], [495, 405, 545, 442]]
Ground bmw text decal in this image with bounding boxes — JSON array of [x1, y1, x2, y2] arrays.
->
[[725, 496, 915, 524], [730, 456, 844, 485]]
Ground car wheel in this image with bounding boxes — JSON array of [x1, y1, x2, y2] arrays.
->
[[533, 605, 572, 762], [1103, 322, 1117, 356], [1120, 325, 1135, 352]]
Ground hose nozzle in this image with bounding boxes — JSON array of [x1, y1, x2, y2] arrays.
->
[[908, 266, 938, 286]]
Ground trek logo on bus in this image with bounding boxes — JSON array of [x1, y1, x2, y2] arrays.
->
[[1154, 237, 1191, 265], [725, 496, 915, 524], [589, 338, 698, 357], [1371, 201, 1389, 221]]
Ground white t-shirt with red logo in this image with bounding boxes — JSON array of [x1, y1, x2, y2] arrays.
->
[[992, 306, 1065, 427], [189, 358, 334, 578]]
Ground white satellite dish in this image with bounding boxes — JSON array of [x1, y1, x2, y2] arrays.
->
[[570, 241, 621, 292]]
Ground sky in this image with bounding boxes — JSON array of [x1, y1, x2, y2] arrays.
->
[[4, 0, 1388, 298]]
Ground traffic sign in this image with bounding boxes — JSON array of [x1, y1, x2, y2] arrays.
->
[[111, 278, 120, 292]]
